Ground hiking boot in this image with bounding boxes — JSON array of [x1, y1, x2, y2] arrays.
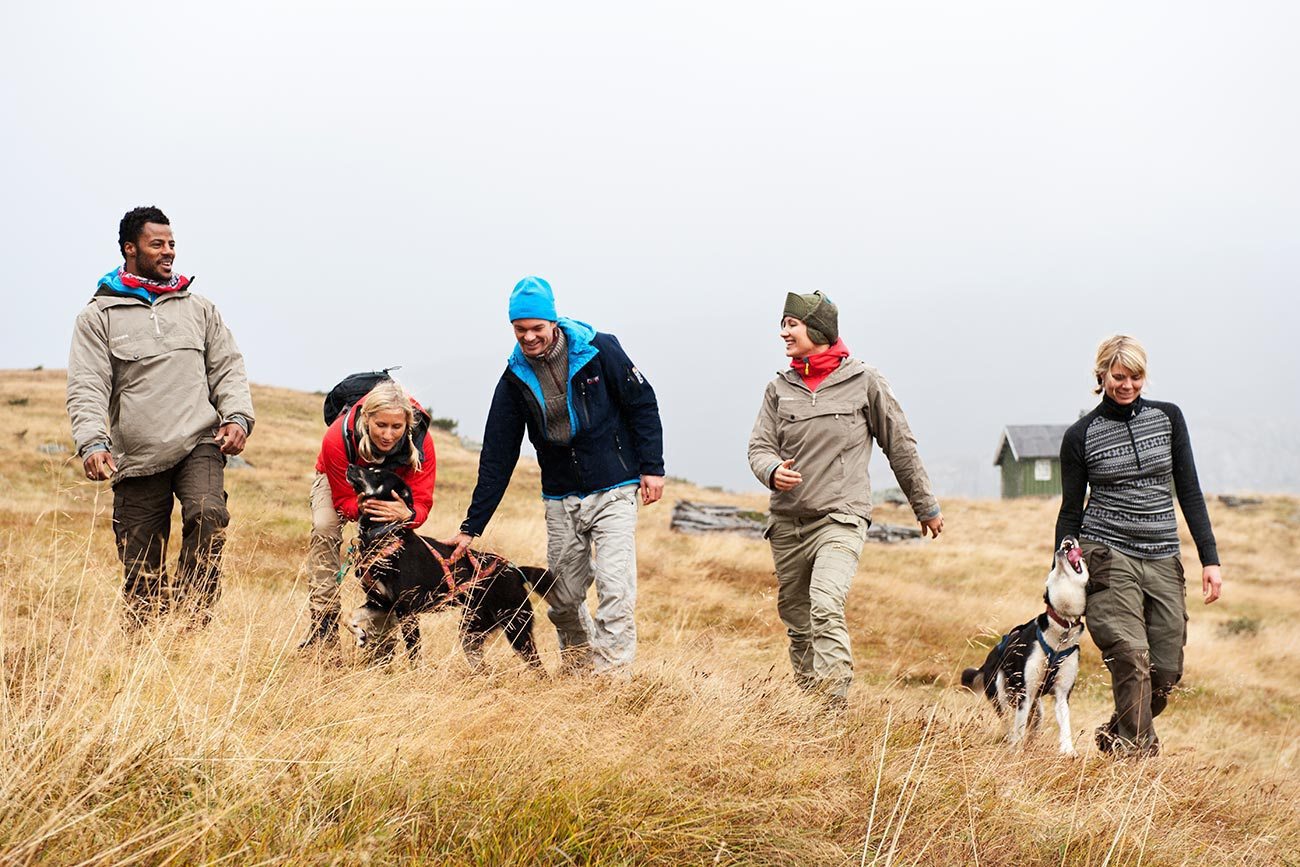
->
[[1095, 715, 1119, 754], [557, 645, 595, 676], [1096, 714, 1160, 758], [298, 611, 339, 652]]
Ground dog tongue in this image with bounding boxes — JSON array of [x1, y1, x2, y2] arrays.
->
[[1066, 547, 1083, 567]]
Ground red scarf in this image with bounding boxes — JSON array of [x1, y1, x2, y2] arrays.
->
[[119, 267, 191, 293], [791, 338, 851, 391]]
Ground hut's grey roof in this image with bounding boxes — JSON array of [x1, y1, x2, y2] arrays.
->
[[993, 425, 1071, 465]]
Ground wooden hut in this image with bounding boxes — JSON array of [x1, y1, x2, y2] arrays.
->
[[994, 425, 1071, 499]]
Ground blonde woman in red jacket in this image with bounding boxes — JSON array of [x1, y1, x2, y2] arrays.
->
[[300, 380, 436, 655]]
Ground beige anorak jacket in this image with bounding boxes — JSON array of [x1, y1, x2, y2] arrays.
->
[[747, 359, 939, 525], [66, 285, 255, 483]]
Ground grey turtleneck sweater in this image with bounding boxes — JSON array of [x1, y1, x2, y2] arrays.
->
[[525, 328, 572, 444]]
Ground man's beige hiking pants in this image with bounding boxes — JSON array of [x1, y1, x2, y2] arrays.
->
[[544, 484, 640, 675]]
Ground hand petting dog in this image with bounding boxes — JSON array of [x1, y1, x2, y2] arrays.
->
[[361, 491, 413, 525]]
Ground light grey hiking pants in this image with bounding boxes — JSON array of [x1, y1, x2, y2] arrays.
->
[[543, 484, 640, 674], [767, 512, 868, 699], [306, 473, 344, 618]]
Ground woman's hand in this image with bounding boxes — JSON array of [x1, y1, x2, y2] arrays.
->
[[921, 514, 944, 539], [1202, 564, 1222, 604], [772, 458, 803, 492], [360, 491, 413, 524]]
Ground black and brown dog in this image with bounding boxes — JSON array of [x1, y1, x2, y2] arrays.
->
[[344, 464, 554, 669]]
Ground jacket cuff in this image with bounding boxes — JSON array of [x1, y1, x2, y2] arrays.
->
[[223, 414, 252, 434], [764, 461, 782, 491], [458, 520, 482, 538], [915, 503, 941, 522], [79, 442, 110, 459]]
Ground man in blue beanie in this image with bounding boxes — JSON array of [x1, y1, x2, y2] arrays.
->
[[445, 276, 665, 674]]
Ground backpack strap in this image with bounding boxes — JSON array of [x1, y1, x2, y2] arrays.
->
[[342, 403, 360, 464]]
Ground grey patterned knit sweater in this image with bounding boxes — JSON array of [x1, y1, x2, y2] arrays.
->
[[525, 328, 572, 445], [1055, 395, 1218, 564]]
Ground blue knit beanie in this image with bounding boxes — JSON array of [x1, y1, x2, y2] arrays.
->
[[508, 276, 558, 322]]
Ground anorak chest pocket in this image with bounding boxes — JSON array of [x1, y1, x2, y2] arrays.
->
[[107, 306, 204, 364], [776, 398, 855, 452]]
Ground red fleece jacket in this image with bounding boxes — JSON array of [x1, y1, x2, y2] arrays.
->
[[314, 398, 437, 526], [791, 338, 851, 391]]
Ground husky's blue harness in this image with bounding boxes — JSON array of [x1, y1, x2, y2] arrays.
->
[[1036, 624, 1080, 667]]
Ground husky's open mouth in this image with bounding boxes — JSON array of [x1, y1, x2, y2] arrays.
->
[[1060, 538, 1084, 574]]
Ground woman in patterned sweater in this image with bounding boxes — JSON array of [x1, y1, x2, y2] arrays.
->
[[1055, 335, 1223, 757]]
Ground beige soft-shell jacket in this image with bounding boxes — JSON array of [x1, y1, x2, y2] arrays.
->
[[747, 359, 939, 525], [66, 288, 255, 483]]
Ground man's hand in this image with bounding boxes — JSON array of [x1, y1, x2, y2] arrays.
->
[[360, 491, 413, 524], [640, 474, 665, 505], [84, 450, 117, 481], [1202, 564, 1223, 604], [772, 458, 802, 492], [920, 514, 944, 539], [215, 423, 247, 455], [442, 532, 475, 562]]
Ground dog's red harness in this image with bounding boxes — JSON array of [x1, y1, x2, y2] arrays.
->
[[355, 531, 507, 601], [414, 534, 507, 597]]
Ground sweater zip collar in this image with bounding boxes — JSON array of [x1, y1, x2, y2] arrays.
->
[[1099, 394, 1144, 468], [1098, 393, 1142, 421]]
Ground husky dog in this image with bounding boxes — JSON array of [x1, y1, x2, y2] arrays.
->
[[962, 537, 1090, 755]]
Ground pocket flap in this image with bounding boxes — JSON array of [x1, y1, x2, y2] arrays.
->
[[110, 332, 205, 362]]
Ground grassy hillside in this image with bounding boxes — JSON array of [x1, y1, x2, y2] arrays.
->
[[1, 368, 1297, 865]]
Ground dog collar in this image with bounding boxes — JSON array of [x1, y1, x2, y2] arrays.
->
[[1045, 602, 1081, 631]]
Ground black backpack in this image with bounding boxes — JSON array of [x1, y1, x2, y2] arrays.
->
[[323, 368, 400, 426], [323, 367, 429, 466]]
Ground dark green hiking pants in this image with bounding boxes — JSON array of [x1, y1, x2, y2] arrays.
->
[[1082, 540, 1187, 755], [112, 443, 229, 631]]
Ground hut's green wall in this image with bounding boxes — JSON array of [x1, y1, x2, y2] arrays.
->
[[998, 443, 1063, 499]]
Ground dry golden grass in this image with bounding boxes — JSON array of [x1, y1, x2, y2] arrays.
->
[[1, 368, 1297, 865]]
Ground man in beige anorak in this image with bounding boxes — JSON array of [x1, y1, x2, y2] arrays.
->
[[748, 291, 942, 707], [67, 206, 254, 630]]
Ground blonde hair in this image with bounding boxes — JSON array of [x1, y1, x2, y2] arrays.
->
[[356, 380, 422, 470], [1093, 334, 1149, 395]]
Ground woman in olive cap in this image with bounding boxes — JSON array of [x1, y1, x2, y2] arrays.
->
[[747, 291, 944, 709]]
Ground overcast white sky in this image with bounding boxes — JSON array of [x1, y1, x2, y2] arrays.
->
[[3, 2, 1297, 499]]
